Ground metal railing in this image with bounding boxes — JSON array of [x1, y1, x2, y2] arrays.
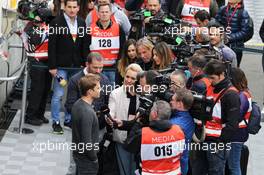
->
[[0, 57, 33, 134]]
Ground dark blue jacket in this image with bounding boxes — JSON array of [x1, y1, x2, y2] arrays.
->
[[170, 111, 194, 175], [215, 2, 250, 47], [65, 69, 110, 113]]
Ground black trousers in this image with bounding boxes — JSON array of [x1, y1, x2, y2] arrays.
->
[[234, 50, 243, 68], [262, 47, 264, 72], [26, 59, 52, 119], [74, 155, 98, 175], [227, 43, 243, 67]]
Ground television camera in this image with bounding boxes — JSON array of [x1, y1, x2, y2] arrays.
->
[[136, 68, 215, 125], [17, 0, 53, 23]]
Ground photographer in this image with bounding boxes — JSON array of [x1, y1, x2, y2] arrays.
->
[[128, 0, 170, 40], [187, 55, 211, 95], [125, 100, 185, 175], [125, 0, 171, 14], [170, 88, 194, 175], [24, 16, 51, 126], [108, 63, 142, 175], [191, 59, 240, 175], [186, 55, 211, 175], [144, 0, 166, 24]]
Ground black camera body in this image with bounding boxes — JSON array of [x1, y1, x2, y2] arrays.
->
[[17, 0, 53, 23], [137, 94, 156, 125], [189, 94, 214, 122], [136, 70, 216, 124]]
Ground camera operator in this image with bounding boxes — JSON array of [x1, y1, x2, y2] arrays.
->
[[190, 59, 240, 175], [128, 0, 172, 40], [144, 0, 166, 24], [125, 0, 172, 14], [24, 16, 51, 126], [169, 88, 194, 175], [208, 21, 237, 67], [186, 54, 211, 125], [108, 63, 142, 175], [125, 100, 185, 175], [187, 55, 211, 95], [186, 54, 211, 175]]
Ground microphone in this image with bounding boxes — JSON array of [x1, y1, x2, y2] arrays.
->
[[100, 105, 118, 128]]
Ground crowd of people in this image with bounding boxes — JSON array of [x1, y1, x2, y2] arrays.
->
[[20, 0, 264, 174]]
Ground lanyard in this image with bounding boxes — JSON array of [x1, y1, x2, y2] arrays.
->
[[226, 4, 239, 27]]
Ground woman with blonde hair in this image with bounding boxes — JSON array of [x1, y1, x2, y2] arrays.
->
[[136, 37, 154, 71]]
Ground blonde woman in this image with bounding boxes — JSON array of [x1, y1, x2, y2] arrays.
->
[[136, 37, 154, 71]]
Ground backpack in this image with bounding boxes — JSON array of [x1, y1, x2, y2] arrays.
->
[[244, 101, 262, 135]]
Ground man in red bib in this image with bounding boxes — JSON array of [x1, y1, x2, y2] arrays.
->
[[171, 0, 218, 27], [125, 100, 185, 175], [89, 3, 126, 84]]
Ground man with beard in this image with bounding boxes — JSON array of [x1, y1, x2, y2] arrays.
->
[[65, 52, 110, 175]]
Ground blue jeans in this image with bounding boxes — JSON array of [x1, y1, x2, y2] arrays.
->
[[206, 143, 229, 175], [51, 69, 77, 123], [206, 143, 230, 175], [191, 143, 230, 175], [228, 142, 243, 175], [115, 143, 136, 175]]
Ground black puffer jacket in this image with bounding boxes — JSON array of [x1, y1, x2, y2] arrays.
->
[[215, 2, 250, 47], [260, 19, 264, 43]]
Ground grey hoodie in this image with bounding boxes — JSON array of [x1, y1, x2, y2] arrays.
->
[[85, 4, 131, 36]]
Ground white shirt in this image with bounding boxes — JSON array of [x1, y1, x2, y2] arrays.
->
[[63, 13, 78, 36]]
